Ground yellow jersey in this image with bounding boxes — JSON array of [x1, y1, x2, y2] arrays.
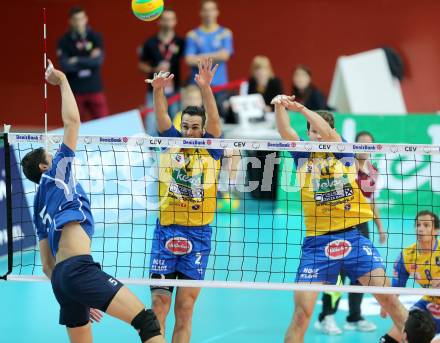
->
[[294, 149, 373, 236], [393, 240, 440, 304], [158, 126, 222, 226]]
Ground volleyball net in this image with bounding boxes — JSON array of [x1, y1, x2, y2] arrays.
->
[[1, 132, 440, 296]]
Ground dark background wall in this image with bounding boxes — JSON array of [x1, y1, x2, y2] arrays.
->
[[2, 0, 440, 128]]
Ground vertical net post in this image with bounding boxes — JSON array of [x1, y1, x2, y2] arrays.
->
[[1, 132, 13, 280]]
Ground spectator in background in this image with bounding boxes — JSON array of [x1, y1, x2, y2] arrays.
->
[[245, 56, 283, 113], [185, 0, 234, 118], [292, 65, 326, 111], [58, 7, 109, 120], [139, 8, 184, 136]]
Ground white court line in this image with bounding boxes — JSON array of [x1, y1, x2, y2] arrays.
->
[[199, 326, 247, 343]]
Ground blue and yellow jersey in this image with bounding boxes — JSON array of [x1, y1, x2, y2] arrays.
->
[[291, 139, 373, 236], [393, 240, 440, 304], [158, 125, 223, 226]]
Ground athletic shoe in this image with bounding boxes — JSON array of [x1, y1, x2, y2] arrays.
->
[[314, 315, 343, 335], [344, 319, 377, 332]]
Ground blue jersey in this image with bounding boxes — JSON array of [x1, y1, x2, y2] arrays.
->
[[33, 143, 94, 257], [185, 26, 234, 87]]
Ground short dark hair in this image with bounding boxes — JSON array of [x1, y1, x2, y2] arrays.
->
[[69, 6, 85, 18], [416, 210, 440, 229], [295, 64, 312, 77], [181, 106, 206, 127], [355, 131, 374, 143], [307, 110, 335, 130], [404, 309, 436, 343], [21, 148, 46, 184]]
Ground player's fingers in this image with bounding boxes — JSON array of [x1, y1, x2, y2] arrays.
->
[[145, 79, 153, 84], [212, 63, 219, 74]]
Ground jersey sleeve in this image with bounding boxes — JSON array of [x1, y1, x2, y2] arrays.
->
[[48, 143, 76, 184], [221, 28, 234, 55], [185, 31, 199, 56], [392, 252, 409, 287], [203, 132, 223, 160], [159, 125, 182, 138]]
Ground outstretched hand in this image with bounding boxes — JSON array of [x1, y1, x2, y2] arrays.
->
[[145, 71, 175, 89], [195, 58, 219, 88], [271, 95, 306, 112], [45, 59, 66, 86]]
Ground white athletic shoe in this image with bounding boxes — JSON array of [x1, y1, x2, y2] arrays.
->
[[314, 315, 343, 335], [344, 319, 377, 332]]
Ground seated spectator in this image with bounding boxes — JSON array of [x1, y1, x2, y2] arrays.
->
[[246, 56, 283, 113], [292, 65, 327, 111]]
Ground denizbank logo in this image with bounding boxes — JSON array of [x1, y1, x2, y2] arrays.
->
[[15, 134, 41, 141], [353, 144, 376, 151], [183, 139, 208, 146], [99, 137, 128, 143], [267, 142, 296, 149]]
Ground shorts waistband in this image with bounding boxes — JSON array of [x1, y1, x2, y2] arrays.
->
[[321, 226, 357, 236]]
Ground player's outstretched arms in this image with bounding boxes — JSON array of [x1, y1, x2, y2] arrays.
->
[[275, 95, 341, 142], [146, 71, 174, 134], [195, 58, 222, 138], [271, 95, 300, 141], [45, 59, 80, 151]]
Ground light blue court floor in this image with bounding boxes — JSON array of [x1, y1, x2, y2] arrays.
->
[[0, 196, 419, 342], [0, 280, 399, 343]]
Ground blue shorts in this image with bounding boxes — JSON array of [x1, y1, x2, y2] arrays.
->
[[51, 255, 123, 327], [295, 228, 384, 284], [412, 299, 440, 333], [149, 220, 212, 280]]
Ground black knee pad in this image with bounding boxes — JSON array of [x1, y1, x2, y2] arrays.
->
[[379, 334, 399, 343], [131, 309, 161, 342]]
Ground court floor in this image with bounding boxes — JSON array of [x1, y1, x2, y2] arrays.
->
[[0, 198, 417, 342]]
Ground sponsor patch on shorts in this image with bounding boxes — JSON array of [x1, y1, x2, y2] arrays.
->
[[165, 237, 193, 255], [325, 240, 352, 260]]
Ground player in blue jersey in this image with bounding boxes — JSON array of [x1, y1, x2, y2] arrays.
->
[[21, 60, 165, 343]]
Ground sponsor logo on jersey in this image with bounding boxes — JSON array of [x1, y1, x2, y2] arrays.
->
[[427, 303, 440, 319], [436, 256, 440, 267], [325, 240, 352, 259], [165, 237, 193, 255], [192, 204, 201, 210]]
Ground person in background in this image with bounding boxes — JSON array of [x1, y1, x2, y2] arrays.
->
[[292, 65, 326, 111], [58, 6, 109, 121], [315, 131, 387, 335], [139, 8, 185, 136], [245, 55, 283, 113], [185, 0, 234, 118]]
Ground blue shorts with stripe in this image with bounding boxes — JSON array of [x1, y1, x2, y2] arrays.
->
[[51, 255, 123, 327], [295, 227, 385, 284]]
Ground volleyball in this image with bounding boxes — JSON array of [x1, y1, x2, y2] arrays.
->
[[131, 0, 164, 21]]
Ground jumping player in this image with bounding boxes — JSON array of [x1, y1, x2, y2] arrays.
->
[[272, 94, 408, 343], [380, 211, 440, 343], [147, 58, 223, 342], [21, 60, 165, 343]]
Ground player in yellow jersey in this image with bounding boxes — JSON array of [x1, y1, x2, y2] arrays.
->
[[146, 58, 223, 343], [380, 211, 439, 343], [272, 95, 408, 343]]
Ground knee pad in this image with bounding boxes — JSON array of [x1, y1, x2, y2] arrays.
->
[[131, 309, 161, 342], [379, 334, 399, 343]]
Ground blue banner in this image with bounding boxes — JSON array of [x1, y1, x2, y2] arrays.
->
[[0, 145, 36, 257]]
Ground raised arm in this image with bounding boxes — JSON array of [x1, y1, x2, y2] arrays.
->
[[277, 95, 341, 142], [145, 71, 174, 134], [271, 95, 300, 141], [195, 58, 222, 137], [45, 59, 80, 151]]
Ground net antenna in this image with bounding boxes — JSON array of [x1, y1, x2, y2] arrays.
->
[[43, 8, 48, 151]]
